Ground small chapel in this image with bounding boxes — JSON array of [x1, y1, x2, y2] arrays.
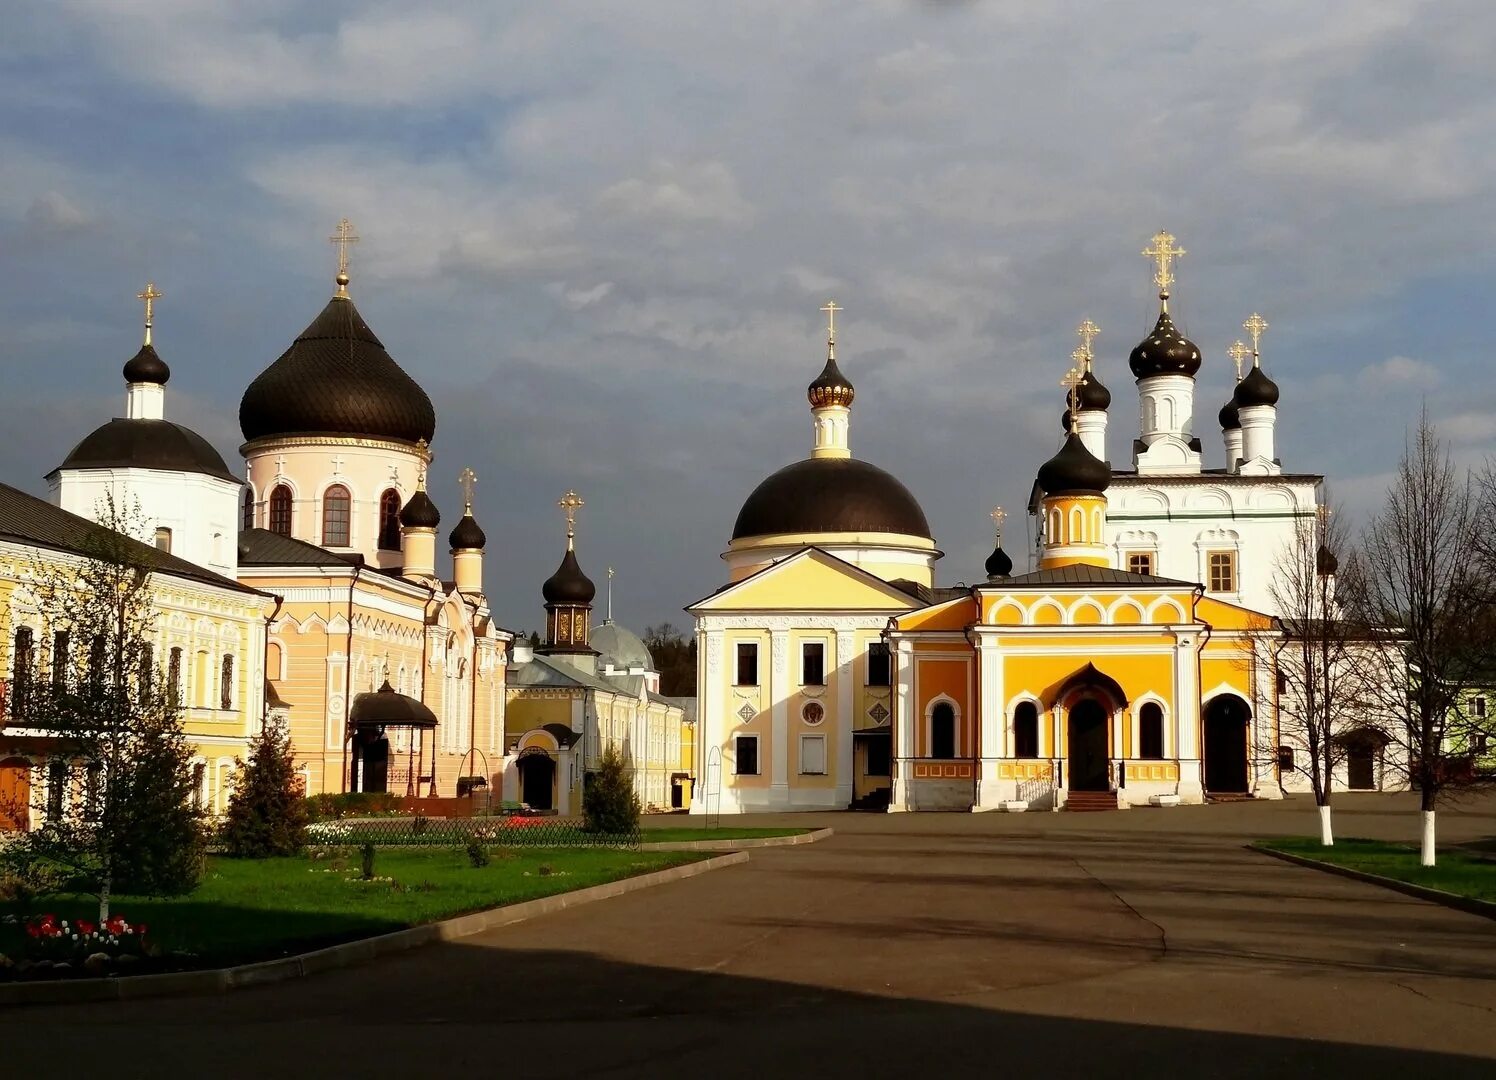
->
[[691, 233, 1317, 813]]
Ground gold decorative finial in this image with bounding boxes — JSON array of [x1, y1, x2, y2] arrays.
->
[[329, 217, 360, 297], [1227, 340, 1251, 382], [990, 505, 1006, 543], [1071, 344, 1090, 373], [1142, 231, 1185, 310], [137, 282, 163, 346], [1076, 319, 1100, 367], [415, 438, 429, 490], [1061, 366, 1084, 415], [458, 467, 477, 514], [1243, 312, 1269, 365], [558, 490, 585, 550], [821, 300, 841, 359]]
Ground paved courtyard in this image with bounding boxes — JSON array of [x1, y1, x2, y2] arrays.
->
[[5, 793, 1496, 1078]]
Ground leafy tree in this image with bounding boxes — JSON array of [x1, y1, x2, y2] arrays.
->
[[583, 743, 640, 834], [221, 716, 308, 857], [10, 495, 206, 919], [643, 622, 697, 697]]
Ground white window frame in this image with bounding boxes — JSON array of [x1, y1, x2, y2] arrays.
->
[[799, 734, 827, 776], [800, 638, 827, 688], [734, 641, 760, 687], [734, 733, 760, 776]]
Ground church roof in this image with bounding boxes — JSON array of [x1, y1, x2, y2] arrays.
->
[[991, 565, 1192, 589], [0, 481, 259, 595], [239, 295, 436, 446], [237, 528, 363, 568], [122, 343, 170, 385], [732, 457, 932, 541], [592, 620, 653, 671], [52, 418, 238, 483]]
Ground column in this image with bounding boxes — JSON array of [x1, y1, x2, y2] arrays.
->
[[689, 628, 721, 816], [1173, 629, 1204, 802], [835, 628, 856, 808], [976, 634, 1005, 808], [770, 629, 789, 802], [889, 638, 916, 812]]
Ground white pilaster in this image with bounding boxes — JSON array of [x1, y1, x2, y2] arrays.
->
[[975, 634, 1005, 807], [1173, 627, 1204, 802], [126, 382, 165, 420], [835, 629, 855, 807], [770, 629, 789, 797], [889, 638, 915, 812]]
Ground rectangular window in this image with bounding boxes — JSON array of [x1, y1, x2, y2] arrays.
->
[[138, 643, 154, 703], [799, 734, 827, 775], [1208, 551, 1237, 593], [734, 642, 759, 687], [866, 642, 891, 687], [1126, 552, 1155, 576], [220, 655, 235, 711], [801, 642, 825, 687], [734, 734, 759, 776], [168, 647, 183, 705], [51, 631, 69, 689], [46, 760, 66, 822], [1277, 745, 1296, 771], [154, 527, 172, 553], [1475, 697, 1487, 718], [866, 737, 891, 777]]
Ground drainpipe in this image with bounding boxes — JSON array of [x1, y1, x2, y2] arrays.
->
[[262, 593, 283, 731]]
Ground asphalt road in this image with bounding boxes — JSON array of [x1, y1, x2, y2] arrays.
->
[[7, 792, 1496, 1078]]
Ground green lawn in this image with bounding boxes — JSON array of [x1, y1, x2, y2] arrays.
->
[[1260, 838, 1496, 903], [1, 848, 704, 968], [641, 827, 810, 843]]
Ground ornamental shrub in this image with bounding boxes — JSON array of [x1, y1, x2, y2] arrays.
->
[[583, 744, 640, 835], [221, 716, 308, 858]]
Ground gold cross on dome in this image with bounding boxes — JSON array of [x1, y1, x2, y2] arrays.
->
[[1061, 366, 1083, 414], [1076, 318, 1100, 364], [558, 490, 585, 547], [1228, 340, 1251, 382], [459, 467, 477, 513], [137, 282, 162, 346], [990, 505, 1006, 542], [820, 300, 842, 349], [1142, 231, 1185, 297], [329, 217, 359, 295], [1243, 312, 1269, 361], [1071, 344, 1090, 373]]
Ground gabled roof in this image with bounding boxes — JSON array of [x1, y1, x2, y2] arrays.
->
[[238, 528, 364, 568], [509, 653, 622, 696], [989, 565, 1195, 589], [688, 546, 924, 612], [0, 481, 261, 596]]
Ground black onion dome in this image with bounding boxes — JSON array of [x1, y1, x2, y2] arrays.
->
[[807, 355, 855, 408], [54, 419, 236, 482], [1061, 408, 1073, 432], [1234, 366, 1280, 407], [1128, 310, 1202, 379], [732, 458, 932, 541], [1316, 544, 1339, 577], [1077, 369, 1111, 411], [542, 548, 596, 605], [1218, 399, 1241, 430], [399, 488, 440, 529], [449, 513, 486, 551], [985, 544, 1013, 580], [123, 344, 170, 385], [1037, 432, 1111, 496], [239, 297, 437, 444]]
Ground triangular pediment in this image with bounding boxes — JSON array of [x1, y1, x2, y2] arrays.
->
[[688, 547, 923, 613]]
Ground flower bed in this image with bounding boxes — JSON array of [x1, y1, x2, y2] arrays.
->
[[0, 912, 152, 981]]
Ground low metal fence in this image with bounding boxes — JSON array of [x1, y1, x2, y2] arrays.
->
[[304, 815, 642, 850]]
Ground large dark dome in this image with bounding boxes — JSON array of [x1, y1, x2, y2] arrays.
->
[[1128, 310, 1202, 379], [1234, 366, 1280, 408], [732, 457, 931, 541], [240, 296, 436, 445], [1076, 368, 1111, 411], [53, 419, 237, 483], [1037, 433, 1111, 496], [449, 513, 486, 551]]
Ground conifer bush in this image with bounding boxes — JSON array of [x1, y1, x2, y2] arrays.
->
[[583, 745, 641, 835], [221, 717, 308, 858]]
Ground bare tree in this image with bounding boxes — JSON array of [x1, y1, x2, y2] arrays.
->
[[1269, 502, 1359, 846], [1349, 413, 1491, 866], [6, 496, 205, 919]]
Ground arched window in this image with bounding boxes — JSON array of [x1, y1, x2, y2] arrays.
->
[[930, 701, 956, 759], [1139, 702, 1165, 760], [153, 527, 172, 553], [269, 485, 293, 537], [220, 655, 234, 711], [322, 485, 351, 547], [378, 489, 402, 551], [1014, 701, 1039, 758], [137, 643, 154, 702], [12, 627, 35, 718], [242, 487, 254, 531], [167, 647, 183, 705]]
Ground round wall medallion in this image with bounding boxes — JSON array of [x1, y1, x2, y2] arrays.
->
[[802, 701, 825, 725]]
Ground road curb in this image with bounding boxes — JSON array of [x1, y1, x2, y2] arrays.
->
[[642, 827, 833, 852], [0, 851, 748, 1007], [1250, 844, 1496, 922]]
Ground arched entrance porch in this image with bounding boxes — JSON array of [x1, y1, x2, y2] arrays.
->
[[1055, 663, 1126, 793], [517, 749, 556, 811], [1204, 695, 1250, 794]]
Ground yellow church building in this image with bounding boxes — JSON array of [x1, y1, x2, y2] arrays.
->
[[692, 279, 1284, 814]]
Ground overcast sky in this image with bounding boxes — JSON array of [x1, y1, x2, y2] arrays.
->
[[2, 1, 1493, 632]]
